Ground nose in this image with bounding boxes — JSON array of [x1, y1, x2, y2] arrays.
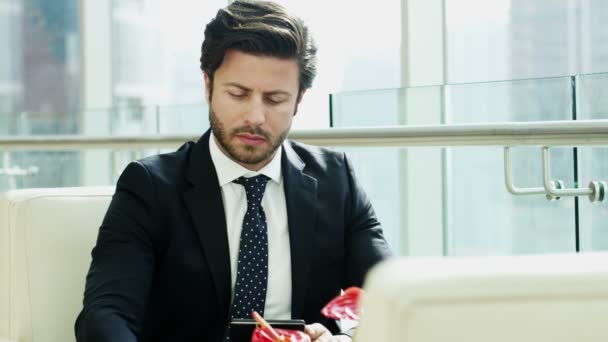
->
[[242, 96, 266, 127]]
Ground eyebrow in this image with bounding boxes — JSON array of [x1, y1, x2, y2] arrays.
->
[[222, 82, 293, 97]]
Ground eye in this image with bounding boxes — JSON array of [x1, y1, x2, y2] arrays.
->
[[228, 92, 246, 99], [266, 97, 286, 105]]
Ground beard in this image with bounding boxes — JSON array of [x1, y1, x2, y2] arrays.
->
[[209, 106, 290, 166]]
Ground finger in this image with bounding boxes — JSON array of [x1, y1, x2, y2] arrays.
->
[[304, 323, 327, 339], [317, 332, 335, 342]]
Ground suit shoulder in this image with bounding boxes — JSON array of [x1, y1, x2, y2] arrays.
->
[[132, 141, 196, 184], [285, 139, 345, 172]]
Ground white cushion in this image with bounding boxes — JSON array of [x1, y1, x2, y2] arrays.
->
[[357, 253, 608, 342], [0, 187, 113, 342]]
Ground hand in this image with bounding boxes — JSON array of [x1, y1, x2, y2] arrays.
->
[[304, 323, 351, 342]]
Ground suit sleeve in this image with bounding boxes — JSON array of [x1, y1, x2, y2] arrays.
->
[[337, 154, 392, 339], [75, 161, 160, 342], [342, 153, 393, 288]]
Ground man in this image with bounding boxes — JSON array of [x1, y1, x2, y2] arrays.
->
[[75, 1, 391, 341]]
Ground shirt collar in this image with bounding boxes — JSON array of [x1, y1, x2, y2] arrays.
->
[[209, 132, 283, 187]]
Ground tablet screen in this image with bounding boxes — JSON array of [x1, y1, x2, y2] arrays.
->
[[229, 318, 305, 342]]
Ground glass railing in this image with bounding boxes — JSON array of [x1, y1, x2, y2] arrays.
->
[[329, 73, 608, 257], [576, 73, 608, 252], [330, 75, 578, 127], [2, 74, 608, 258], [0, 102, 209, 187]]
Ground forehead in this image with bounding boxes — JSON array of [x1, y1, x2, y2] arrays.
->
[[214, 49, 300, 92]]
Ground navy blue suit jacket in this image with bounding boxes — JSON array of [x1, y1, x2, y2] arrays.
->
[[75, 130, 391, 341]]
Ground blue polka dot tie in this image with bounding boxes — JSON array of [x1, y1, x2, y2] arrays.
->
[[226, 175, 270, 339]]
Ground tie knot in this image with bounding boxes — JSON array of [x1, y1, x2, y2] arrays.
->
[[233, 175, 270, 204]]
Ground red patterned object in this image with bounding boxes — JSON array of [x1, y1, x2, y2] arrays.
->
[[251, 327, 311, 342], [320, 287, 364, 320], [250, 311, 310, 342]]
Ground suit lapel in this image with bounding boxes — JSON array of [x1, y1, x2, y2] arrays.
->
[[181, 134, 318, 321], [282, 142, 318, 319], [183, 130, 231, 324]]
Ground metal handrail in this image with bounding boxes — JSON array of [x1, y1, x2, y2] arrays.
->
[[1, 119, 607, 202], [1, 119, 608, 150]]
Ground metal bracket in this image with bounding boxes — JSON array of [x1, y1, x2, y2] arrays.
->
[[0, 152, 40, 190], [0, 166, 39, 176], [588, 180, 607, 203], [0, 152, 39, 177], [504, 147, 564, 200], [505, 146, 605, 203], [542, 146, 593, 199]]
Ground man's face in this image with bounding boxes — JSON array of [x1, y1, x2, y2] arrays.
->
[[205, 49, 304, 171]]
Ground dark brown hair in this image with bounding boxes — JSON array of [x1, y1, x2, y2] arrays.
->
[[200, 0, 317, 92]]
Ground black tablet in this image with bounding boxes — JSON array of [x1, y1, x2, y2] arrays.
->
[[229, 318, 305, 342]]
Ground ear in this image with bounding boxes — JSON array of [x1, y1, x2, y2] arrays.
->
[[204, 73, 212, 102]]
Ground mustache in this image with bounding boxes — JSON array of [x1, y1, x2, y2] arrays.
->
[[232, 126, 271, 139]]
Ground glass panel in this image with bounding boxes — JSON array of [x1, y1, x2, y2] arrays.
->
[[332, 77, 577, 256], [0, 103, 207, 190], [447, 146, 575, 255], [0, 0, 82, 191], [447, 77, 575, 254], [0, 99, 12, 135], [576, 72, 608, 120], [578, 147, 608, 251], [331, 86, 442, 127], [103, 103, 209, 135], [0, 148, 168, 191], [331, 87, 444, 256], [446, 77, 573, 123], [576, 72, 608, 251], [0, 150, 80, 192], [340, 146, 406, 255]]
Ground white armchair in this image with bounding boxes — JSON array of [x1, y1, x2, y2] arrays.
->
[[357, 253, 608, 342], [0, 187, 113, 342], [5, 187, 608, 342]]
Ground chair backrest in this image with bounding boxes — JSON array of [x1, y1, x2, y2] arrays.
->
[[0, 187, 114, 342], [356, 253, 608, 342]]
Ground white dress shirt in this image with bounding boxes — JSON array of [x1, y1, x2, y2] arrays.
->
[[209, 134, 292, 319]]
